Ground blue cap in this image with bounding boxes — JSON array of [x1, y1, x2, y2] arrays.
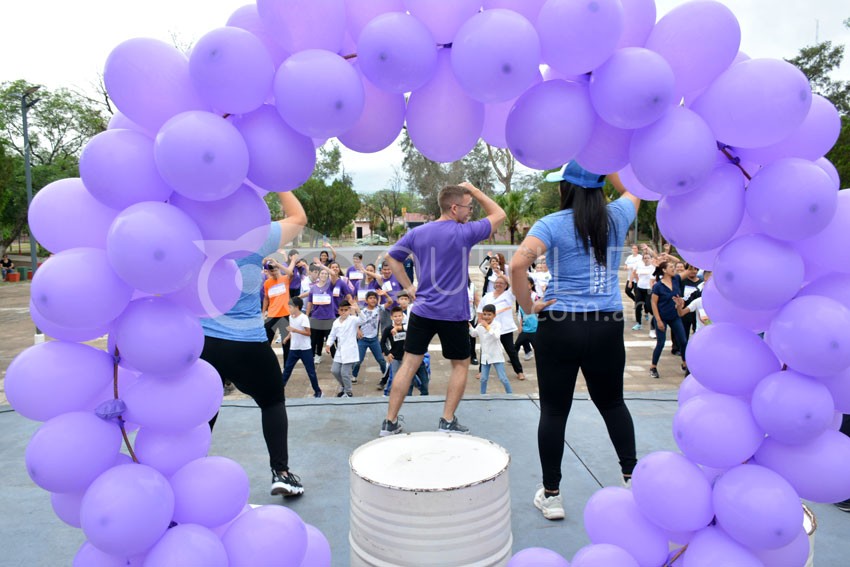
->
[[544, 161, 606, 188]]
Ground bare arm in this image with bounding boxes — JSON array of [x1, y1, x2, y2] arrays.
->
[[609, 172, 640, 214], [460, 182, 506, 235], [277, 192, 307, 247], [262, 295, 269, 317]]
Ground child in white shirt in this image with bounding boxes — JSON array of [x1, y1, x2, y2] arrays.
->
[[469, 304, 512, 394], [282, 297, 322, 398], [326, 300, 361, 397]]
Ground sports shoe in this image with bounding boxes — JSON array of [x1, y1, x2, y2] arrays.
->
[[533, 487, 565, 520], [649, 368, 660, 379], [438, 416, 469, 434], [622, 476, 632, 489], [522, 350, 534, 361], [470, 356, 479, 365], [376, 382, 385, 391], [351, 377, 358, 384], [631, 323, 642, 331], [314, 355, 322, 365], [274, 336, 282, 344], [271, 469, 304, 497], [649, 330, 657, 339], [834, 499, 850, 512], [380, 416, 404, 437], [314, 391, 323, 398], [336, 391, 345, 398]]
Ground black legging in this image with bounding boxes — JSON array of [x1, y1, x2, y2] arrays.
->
[[309, 317, 333, 357], [515, 331, 535, 354], [501, 332, 523, 374], [201, 336, 289, 472], [264, 316, 290, 360], [535, 311, 637, 491], [634, 287, 649, 323]]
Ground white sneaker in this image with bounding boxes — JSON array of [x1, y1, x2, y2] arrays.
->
[[649, 330, 656, 339], [274, 336, 282, 344], [533, 487, 565, 520], [314, 355, 322, 365], [522, 350, 534, 361]]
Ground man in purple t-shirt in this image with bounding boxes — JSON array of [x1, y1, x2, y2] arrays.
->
[[379, 182, 505, 436]]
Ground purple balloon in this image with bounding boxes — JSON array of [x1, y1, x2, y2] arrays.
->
[[300, 524, 332, 567], [74, 542, 144, 567], [751, 370, 835, 445], [107, 111, 150, 136], [701, 278, 777, 332], [681, 526, 763, 567], [575, 117, 633, 175], [154, 111, 249, 202], [536, 0, 624, 76], [584, 487, 669, 567], [572, 544, 639, 567], [25, 411, 122, 493], [403, 0, 481, 45], [52, 490, 85, 528], [407, 49, 485, 163], [112, 297, 204, 376], [816, 367, 850, 413], [675, 247, 719, 271], [122, 360, 223, 432], [746, 158, 838, 241], [345, 0, 405, 41], [753, 526, 811, 567], [644, 1, 741, 99], [754, 429, 850, 503], [222, 505, 308, 567], [687, 323, 781, 396], [189, 27, 274, 115], [768, 295, 850, 377], [657, 164, 746, 252], [143, 524, 228, 567], [103, 38, 207, 133], [338, 70, 407, 153], [226, 3, 290, 66], [483, 0, 546, 22], [274, 50, 365, 139], [28, 178, 119, 253], [134, 424, 212, 477], [31, 248, 133, 330], [480, 72, 542, 149], [80, 129, 173, 210], [629, 106, 717, 196], [507, 547, 570, 567], [6, 341, 114, 422], [692, 58, 812, 148], [678, 375, 713, 406], [506, 80, 595, 170], [673, 393, 764, 468], [356, 12, 438, 94], [616, 0, 656, 49], [617, 163, 662, 202], [713, 234, 804, 310], [451, 9, 541, 103], [107, 201, 205, 294], [799, 274, 850, 313], [714, 464, 803, 550], [165, 257, 243, 319], [589, 48, 675, 130], [81, 464, 174, 556], [171, 457, 250, 528], [256, 0, 346, 53], [795, 189, 850, 274], [632, 451, 714, 533], [815, 157, 840, 190]]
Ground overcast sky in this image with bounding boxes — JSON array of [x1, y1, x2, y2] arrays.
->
[[3, 0, 848, 193]]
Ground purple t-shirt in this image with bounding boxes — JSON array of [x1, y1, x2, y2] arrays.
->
[[389, 218, 492, 321], [354, 278, 380, 305], [331, 277, 354, 314], [308, 282, 336, 320], [377, 274, 402, 307]]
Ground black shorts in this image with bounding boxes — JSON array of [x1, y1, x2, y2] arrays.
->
[[404, 313, 470, 360]]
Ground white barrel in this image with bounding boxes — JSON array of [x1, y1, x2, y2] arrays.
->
[[349, 432, 512, 567]]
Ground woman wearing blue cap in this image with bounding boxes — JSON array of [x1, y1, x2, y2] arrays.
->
[[509, 161, 640, 520]]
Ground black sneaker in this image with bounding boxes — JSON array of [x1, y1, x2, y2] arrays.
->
[[314, 391, 323, 398], [649, 368, 660, 379], [376, 383, 385, 391], [835, 499, 850, 513], [470, 357, 479, 366], [271, 469, 304, 497], [351, 377, 358, 384], [336, 391, 345, 398], [438, 416, 469, 434], [379, 416, 404, 437]]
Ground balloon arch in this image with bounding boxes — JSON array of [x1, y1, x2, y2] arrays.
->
[[8, 0, 850, 564]]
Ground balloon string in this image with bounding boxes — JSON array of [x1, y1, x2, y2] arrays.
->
[[343, 53, 357, 60], [113, 347, 140, 464], [666, 545, 688, 565], [717, 143, 753, 181]]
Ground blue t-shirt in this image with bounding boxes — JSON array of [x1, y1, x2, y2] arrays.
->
[[519, 306, 538, 333], [527, 197, 635, 313], [201, 222, 282, 342], [652, 275, 682, 322]]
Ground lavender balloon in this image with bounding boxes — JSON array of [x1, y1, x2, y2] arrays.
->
[[754, 430, 850, 503], [751, 370, 835, 445], [403, 0, 481, 44], [25, 411, 122, 493], [768, 295, 850, 377], [815, 156, 841, 189], [165, 257, 243, 319], [616, 0, 656, 49], [300, 524, 333, 567], [657, 164, 745, 252], [589, 48, 675, 129], [134, 424, 212, 477], [686, 323, 781, 396], [143, 524, 228, 567], [481, 72, 542, 149], [339, 70, 407, 153], [795, 189, 850, 274], [103, 38, 206, 132], [572, 544, 639, 567], [483, 0, 546, 22], [406, 49, 484, 163], [753, 526, 811, 567], [536, 0, 624, 76], [507, 547, 570, 567], [81, 464, 175, 556], [51, 490, 85, 528], [817, 367, 850, 413], [451, 9, 541, 103], [678, 375, 713, 406], [701, 278, 777, 332], [226, 3, 290, 66], [256, 0, 346, 53], [189, 27, 274, 114], [644, 1, 741, 99], [171, 457, 250, 528], [222, 505, 308, 567], [6, 341, 114, 422], [74, 542, 144, 567], [79, 129, 173, 210], [617, 164, 661, 202], [356, 12, 438, 94], [692, 58, 812, 148], [30, 248, 133, 330], [107, 111, 150, 136], [629, 106, 717, 196], [154, 111, 249, 202], [506, 80, 595, 170], [673, 393, 764, 468], [345, 0, 405, 41], [576, 117, 633, 175], [681, 526, 763, 567], [274, 50, 365, 139]]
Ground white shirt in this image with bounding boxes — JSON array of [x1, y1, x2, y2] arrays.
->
[[625, 253, 642, 276], [636, 263, 655, 290], [358, 306, 381, 338], [478, 289, 517, 334], [470, 321, 505, 364], [688, 297, 709, 332], [327, 316, 360, 364], [531, 271, 551, 297], [289, 313, 312, 351]]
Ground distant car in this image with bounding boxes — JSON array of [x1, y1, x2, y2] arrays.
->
[[355, 234, 389, 246]]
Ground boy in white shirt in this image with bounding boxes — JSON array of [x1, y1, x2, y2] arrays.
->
[[282, 297, 322, 398], [352, 291, 387, 383], [469, 305, 512, 394], [326, 300, 361, 397]]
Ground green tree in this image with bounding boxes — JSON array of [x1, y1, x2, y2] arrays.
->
[[786, 41, 850, 115], [294, 177, 361, 241], [264, 141, 347, 221], [360, 169, 414, 241], [495, 189, 532, 244]]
